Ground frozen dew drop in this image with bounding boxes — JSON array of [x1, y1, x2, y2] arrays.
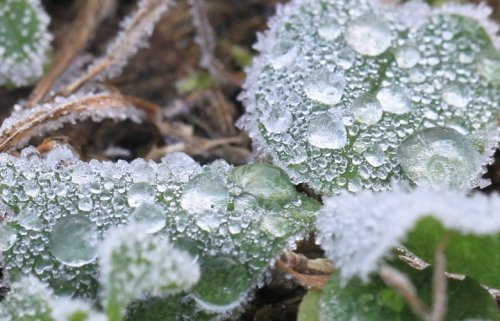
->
[[17, 210, 43, 231], [180, 172, 229, 214], [230, 164, 297, 207], [233, 194, 259, 210], [303, 67, 345, 105], [130, 202, 166, 233], [307, 112, 347, 150], [347, 177, 362, 193], [269, 40, 299, 69], [260, 215, 289, 238], [77, 196, 93, 212], [193, 256, 251, 311], [127, 183, 155, 207], [23, 181, 40, 197], [0, 223, 17, 251], [397, 127, 481, 188], [130, 162, 156, 183], [350, 94, 383, 125], [261, 104, 293, 134], [441, 82, 471, 108], [476, 48, 500, 85], [49, 215, 99, 267], [160, 152, 201, 183], [70, 164, 95, 185], [317, 18, 341, 41], [394, 44, 421, 69], [364, 146, 386, 167], [376, 85, 413, 114], [345, 13, 394, 56], [335, 47, 356, 70]]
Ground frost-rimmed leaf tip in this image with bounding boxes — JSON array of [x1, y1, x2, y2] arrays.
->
[[0, 0, 53, 86], [316, 185, 500, 288], [238, 0, 500, 195]]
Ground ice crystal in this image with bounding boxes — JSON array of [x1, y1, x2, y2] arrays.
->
[[316, 186, 500, 283], [239, 0, 500, 194], [99, 223, 199, 320], [0, 149, 319, 316], [0, 0, 52, 86]]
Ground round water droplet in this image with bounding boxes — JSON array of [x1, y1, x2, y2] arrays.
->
[[364, 146, 386, 167], [397, 127, 481, 188], [17, 210, 43, 231], [230, 164, 297, 207], [303, 68, 345, 105], [350, 94, 383, 125], [180, 172, 229, 214], [317, 18, 341, 41], [307, 112, 347, 149], [441, 83, 471, 108], [127, 183, 155, 207], [0, 223, 17, 251], [269, 40, 299, 70], [261, 104, 293, 134], [49, 215, 98, 267], [376, 85, 413, 114], [395, 44, 420, 69], [193, 257, 251, 311], [131, 202, 166, 233], [347, 177, 362, 192], [345, 13, 394, 56], [261, 215, 289, 237]]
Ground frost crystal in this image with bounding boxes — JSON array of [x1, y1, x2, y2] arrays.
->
[[99, 223, 200, 320], [0, 149, 319, 316], [239, 0, 500, 194], [316, 186, 500, 282], [0, 0, 52, 86]]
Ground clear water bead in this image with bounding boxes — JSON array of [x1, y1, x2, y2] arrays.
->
[[397, 127, 481, 188], [350, 94, 383, 125], [269, 40, 299, 70], [307, 112, 347, 150], [131, 202, 166, 233], [395, 44, 421, 69], [180, 172, 229, 214], [127, 183, 155, 207], [441, 83, 471, 108], [376, 85, 413, 114], [49, 215, 99, 267], [261, 104, 293, 134], [0, 223, 17, 251], [317, 18, 342, 41], [345, 13, 394, 56], [303, 67, 346, 105]]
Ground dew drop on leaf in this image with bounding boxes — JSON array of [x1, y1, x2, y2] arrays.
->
[[394, 44, 421, 69], [16, 210, 42, 231], [180, 172, 230, 214], [303, 67, 345, 105], [0, 223, 17, 251], [396, 127, 481, 188], [49, 215, 99, 267], [345, 12, 393, 56], [130, 202, 166, 233], [261, 104, 293, 134], [317, 18, 341, 41], [307, 112, 347, 149], [193, 256, 251, 312], [376, 85, 413, 114], [127, 182, 155, 207], [269, 40, 299, 70], [350, 94, 383, 125], [441, 82, 471, 108]]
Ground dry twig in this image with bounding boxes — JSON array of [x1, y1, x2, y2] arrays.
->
[[275, 260, 331, 289], [27, 0, 116, 106]]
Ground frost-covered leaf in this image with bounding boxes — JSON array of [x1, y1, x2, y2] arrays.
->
[[100, 223, 200, 321], [0, 275, 53, 321], [317, 186, 500, 288], [319, 262, 500, 321], [239, 0, 500, 194], [0, 148, 319, 317], [51, 298, 106, 321], [0, 0, 52, 86]]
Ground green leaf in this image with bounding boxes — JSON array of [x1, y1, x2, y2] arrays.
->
[[297, 289, 321, 321], [319, 262, 500, 321], [0, 148, 318, 316], [239, 0, 500, 194], [317, 186, 500, 288], [99, 223, 200, 321], [406, 216, 500, 289], [0, 0, 53, 86]]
